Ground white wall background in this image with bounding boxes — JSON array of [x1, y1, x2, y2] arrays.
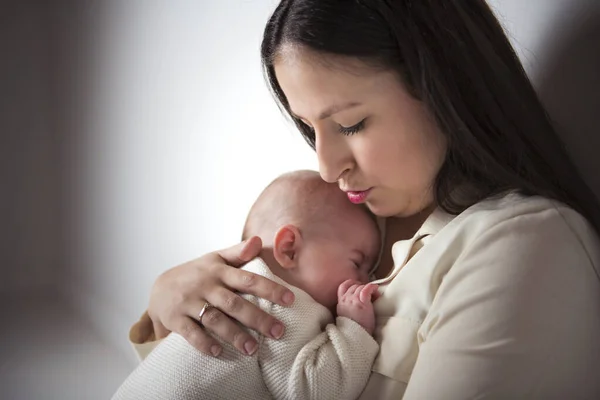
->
[[2, 0, 599, 374], [60, 0, 319, 361]]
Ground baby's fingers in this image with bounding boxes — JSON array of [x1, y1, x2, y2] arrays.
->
[[359, 283, 380, 303], [337, 279, 359, 298]]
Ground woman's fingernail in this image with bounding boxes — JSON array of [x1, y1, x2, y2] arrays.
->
[[211, 345, 221, 357], [244, 340, 257, 355], [270, 323, 284, 339], [282, 291, 294, 305]]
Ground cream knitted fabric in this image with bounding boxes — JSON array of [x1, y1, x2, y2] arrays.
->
[[112, 258, 379, 400]]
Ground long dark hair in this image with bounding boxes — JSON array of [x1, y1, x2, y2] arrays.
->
[[260, 0, 600, 231]]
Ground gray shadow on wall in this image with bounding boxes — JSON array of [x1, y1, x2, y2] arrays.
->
[[537, 4, 600, 200]]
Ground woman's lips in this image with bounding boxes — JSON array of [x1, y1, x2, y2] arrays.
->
[[346, 188, 372, 204]]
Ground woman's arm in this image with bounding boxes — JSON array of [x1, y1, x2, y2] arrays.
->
[[143, 236, 295, 357], [404, 208, 600, 399]]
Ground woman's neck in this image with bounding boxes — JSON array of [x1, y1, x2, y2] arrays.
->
[[389, 204, 436, 239], [375, 205, 436, 279]]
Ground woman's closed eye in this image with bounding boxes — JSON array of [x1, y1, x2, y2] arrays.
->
[[338, 119, 365, 136], [298, 118, 366, 136]]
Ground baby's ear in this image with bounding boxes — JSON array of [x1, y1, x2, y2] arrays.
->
[[273, 224, 301, 269]]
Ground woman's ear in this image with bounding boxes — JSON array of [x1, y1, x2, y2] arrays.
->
[[273, 224, 302, 269]]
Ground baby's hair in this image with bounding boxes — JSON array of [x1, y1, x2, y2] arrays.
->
[[242, 170, 353, 242]]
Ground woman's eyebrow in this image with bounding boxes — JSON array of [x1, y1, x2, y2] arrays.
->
[[290, 101, 362, 121]]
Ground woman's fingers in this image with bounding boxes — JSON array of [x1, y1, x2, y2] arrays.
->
[[176, 317, 222, 357], [146, 239, 292, 358], [220, 266, 294, 307], [217, 236, 263, 267], [196, 303, 259, 356], [239, 236, 263, 262], [206, 286, 286, 341], [153, 320, 170, 340]]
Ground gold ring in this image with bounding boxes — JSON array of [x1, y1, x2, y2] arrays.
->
[[198, 302, 213, 325]]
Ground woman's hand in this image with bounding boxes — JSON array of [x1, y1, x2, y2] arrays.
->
[[147, 236, 295, 357]]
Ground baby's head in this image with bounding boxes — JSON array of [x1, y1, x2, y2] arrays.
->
[[243, 170, 381, 310]]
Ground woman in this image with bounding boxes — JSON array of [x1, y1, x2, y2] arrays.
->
[[130, 0, 600, 398]]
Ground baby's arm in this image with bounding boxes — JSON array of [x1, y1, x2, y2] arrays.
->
[[261, 280, 379, 400], [112, 332, 271, 400], [113, 296, 273, 400]]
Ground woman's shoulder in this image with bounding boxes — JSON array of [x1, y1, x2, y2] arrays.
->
[[454, 192, 595, 238], [463, 191, 577, 223], [413, 193, 600, 398], [420, 191, 600, 335], [441, 191, 600, 273]]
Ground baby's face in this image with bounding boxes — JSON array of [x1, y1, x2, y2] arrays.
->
[[294, 202, 381, 310]]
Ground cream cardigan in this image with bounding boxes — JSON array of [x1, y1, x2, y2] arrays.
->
[[116, 258, 378, 400], [129, 193, 600, 399]]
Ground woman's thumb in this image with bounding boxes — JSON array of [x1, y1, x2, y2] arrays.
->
[[217, 236, 263, 267]]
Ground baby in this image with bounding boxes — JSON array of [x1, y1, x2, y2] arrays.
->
[[113, 170, 382, 400]]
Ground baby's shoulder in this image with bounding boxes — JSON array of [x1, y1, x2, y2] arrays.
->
[[240, 258, 333, 329]]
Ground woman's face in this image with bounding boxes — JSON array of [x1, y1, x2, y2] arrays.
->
[[274, 48, 447, 218]]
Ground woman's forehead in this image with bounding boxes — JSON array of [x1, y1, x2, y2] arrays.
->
[[274, 50, 401, 119]]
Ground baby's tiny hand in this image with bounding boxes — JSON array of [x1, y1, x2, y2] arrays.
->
[[336, 279, 379, 335]]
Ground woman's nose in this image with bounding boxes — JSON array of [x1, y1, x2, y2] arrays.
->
[[315, 130, 352, 184]]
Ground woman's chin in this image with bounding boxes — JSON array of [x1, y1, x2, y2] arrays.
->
[[364, 201, 398, 218]]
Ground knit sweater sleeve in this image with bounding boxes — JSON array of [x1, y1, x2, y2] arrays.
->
[[113, 259, 278, 400], [260, 300, 379, 400], [292, 317, 379, 400], [112, 332, 271, 400]]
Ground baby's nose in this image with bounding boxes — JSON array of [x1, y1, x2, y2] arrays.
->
[[358, 271, 370, 284]]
